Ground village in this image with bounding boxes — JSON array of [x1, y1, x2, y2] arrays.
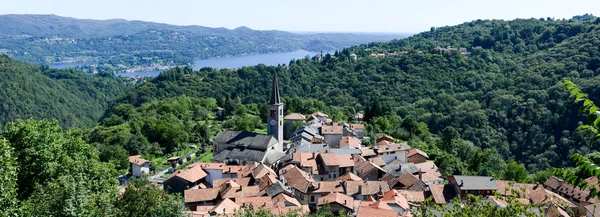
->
[[125, 72, 600, 217]]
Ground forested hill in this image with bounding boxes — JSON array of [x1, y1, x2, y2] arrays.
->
[[110, 15, 600, 172], [0, 14, 407, 71], [0, 55, 131, 129]]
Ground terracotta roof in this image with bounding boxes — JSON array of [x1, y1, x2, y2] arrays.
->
[[397, 190, 427, 202], [184, 188, 220, 203], [251, 164, 277, 179], [221, 185, 260, 199], [211, 198, 240, 215], [213, 178, 252, 189], [414, 162, 442, 183], [381, 173, 399, 188], [197, 162, 226, 170], [398, 173, 420, 188], [336, 154, 355, 168], [357, 206, 398, 217], [128, 155, 149, 166], [318, 193, 354, 210], [272, 192, 302, 207], [495, 180, 539, 197], [291, 153, 319, 174], [337, 173, 363, 181], [368, 156, 386, 167], [340, 136, 362, 149], [281, 166, 314, 193], [284, 113, 306, 120], [407, 149, 428, 158], [545, 176, 562, 191], [344, 181, 390, 196], [428, 184, 456, 204], [321, 126, 343, 135], [313, 181, 344, 193], [258, 173, 278, 191], [234, 196, 274, 208], [360, 148, 377, 157], [325, 118, 333, 123], [311, 112, 329, 118], [350, 123, 365, 130], [375, 143, 410, 153], [381, 190, 410, 210], [167, 170, 182, 180], [319, 153, 340, 166], [354, 155, 386, 178], [176, 165, 208, 183]]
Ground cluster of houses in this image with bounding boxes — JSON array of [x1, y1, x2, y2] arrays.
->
[[127, 72, 600, 217], [433, 46, 470, 56]]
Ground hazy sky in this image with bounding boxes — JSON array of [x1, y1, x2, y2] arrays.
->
[[2, 0, 600, 33]]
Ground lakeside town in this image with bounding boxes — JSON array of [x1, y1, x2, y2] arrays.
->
[[124, 72, 600, 217]]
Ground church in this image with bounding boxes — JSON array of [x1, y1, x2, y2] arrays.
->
[[211, 72, 286, 166]]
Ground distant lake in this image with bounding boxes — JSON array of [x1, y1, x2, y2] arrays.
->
[[49, 50, 324, 77]]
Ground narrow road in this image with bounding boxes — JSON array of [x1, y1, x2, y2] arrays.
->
[[149, 167, 171, 184]]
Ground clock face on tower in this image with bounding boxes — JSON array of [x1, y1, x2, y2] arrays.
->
[[270, 119, 277, 126]]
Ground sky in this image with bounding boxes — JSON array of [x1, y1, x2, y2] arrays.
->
[[2, 0, 600, 33]]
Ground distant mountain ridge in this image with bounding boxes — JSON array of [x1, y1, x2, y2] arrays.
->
[[0, 14, 410, 71]]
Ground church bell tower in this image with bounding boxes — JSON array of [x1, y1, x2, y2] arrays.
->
[[268, 72, 284, 143]]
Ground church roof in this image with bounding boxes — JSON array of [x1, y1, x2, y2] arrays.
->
[[271, 72, 281, 104], [213, 130, 276, 150]]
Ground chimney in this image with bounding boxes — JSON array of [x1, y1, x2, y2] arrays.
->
[[491, 176, 495, 181], [358, 185, 362, 194], [312, 152, 316, 159], [264, 202, 267, 207], [460, 180, 464, 187], [316, 183, 321, 189], [418, 169, 423, 180]]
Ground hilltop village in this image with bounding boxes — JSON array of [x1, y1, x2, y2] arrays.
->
[[125, 73, 599, 217]]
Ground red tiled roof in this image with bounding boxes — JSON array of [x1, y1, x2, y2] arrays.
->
[[344, 181, 390, 196], [407, 149, 429, 158], [375, 143, 410, 153], [350, 123, 365, 130], [221, 185, 260, 199], [368, 156, 386, 167], [397, 190, 427, 202], [360, 148, 377, 157], [313, 181, 344, 193], [318, 193, 354, 210], [335, 154, 355, 168], [251, 164, 277, 179], [398, 173, 420, 188], [319, 153, 339, 166], [211, 198, 240, 215], [266, 205, 310, 216], [176, 165, 208, 183], [284, 113, 306, 120], [414, 162, 442, 183], [376, 135, 394, 143], [234, 196, 274, 208], [272, 193, 302, 207], [184, 188, 220, 203], [281, 166, 314, 193], [381, 190, 409, 210], [356, 206, 398, 217], [311, 112, 329, 118], [321, 126, 343, 135], [291, 153, 318, 174], [337, 173, 363, 181], [213, 178, 252, 189], [340, 136, 362, 149], [128, 155, 149, 166]]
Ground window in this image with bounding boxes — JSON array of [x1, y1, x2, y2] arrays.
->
[[280, 110, 282, 115], [464, 190, 469, 194], [390, 151, 396, 154], [310, 196, 315, 202]]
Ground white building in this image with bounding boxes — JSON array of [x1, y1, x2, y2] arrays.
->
[[129, 155, 150, 177]]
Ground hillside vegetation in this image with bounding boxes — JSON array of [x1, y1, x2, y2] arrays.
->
[[0, 55, 131, 129], [110, 15, 600, 173]]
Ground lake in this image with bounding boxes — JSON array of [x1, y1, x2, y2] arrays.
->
[[50, 50, 323, 77]]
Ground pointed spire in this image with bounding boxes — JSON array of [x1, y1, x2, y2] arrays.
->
[[270, 72, 281, 104]]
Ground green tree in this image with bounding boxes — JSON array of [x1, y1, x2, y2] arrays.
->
[[0, 137, 18, 215], [441, 126, 460, 152], [116, 177, 186, 217], [503, 160, 528, 182]]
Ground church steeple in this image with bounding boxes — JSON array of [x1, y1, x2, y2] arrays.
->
[[268, 71, 284, 144], [270, 72, 281, 104]]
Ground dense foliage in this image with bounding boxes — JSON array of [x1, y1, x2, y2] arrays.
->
[[0, 119, 186, 217], [111, 15, 600, 174], [0, 55, 131, 129], [0, 14, 407, 72]]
